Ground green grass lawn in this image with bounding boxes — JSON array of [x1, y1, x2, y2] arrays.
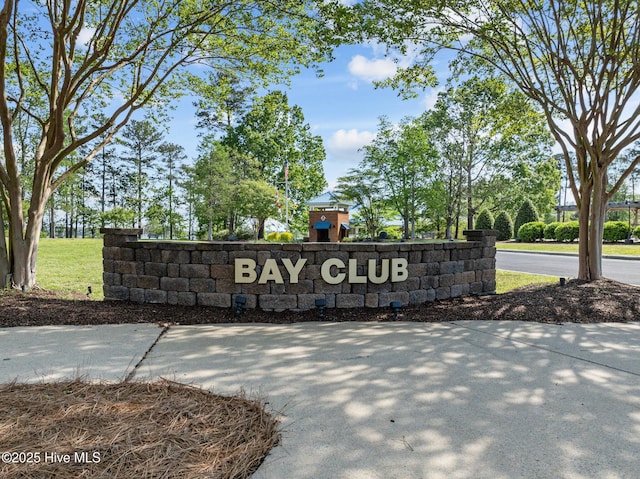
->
[[36, 238, 104, 299], [29, 238, 559, 300], [496, 240, 640, 256]]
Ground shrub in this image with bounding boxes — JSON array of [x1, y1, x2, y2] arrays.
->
[[555, 221, 580, 242], [544, 222, 562, 240], [475, 209, 494, 230], [603, 221, 630, 242], [517, 221, 545, 242], [279, 231, 294, 243], [514, 199, 539, 237], [635, 225, 640, 238], [494, 211, 513, 241], [266, 231, 280, 242]]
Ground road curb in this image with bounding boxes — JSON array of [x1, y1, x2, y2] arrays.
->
[[498, 249, 640, 261]]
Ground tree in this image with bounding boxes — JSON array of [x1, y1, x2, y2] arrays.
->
[[0, 0, 338, 290], [494, 211, 513, 241], [226, 91, 327, 232], [421, 77, 552, 231], [362, 116, 437, 239], [514, 199, 539, 238], [348, 0, 640, 279], [118, 120, 164, 230], [475, 209, 494, 230], [156, 143, 187, 239], [335, 167, 387, 239]]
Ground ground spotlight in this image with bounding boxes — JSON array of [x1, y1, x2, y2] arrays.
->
[[234, 295, 247, 317], [315, 298, 326, 319], [390, 300, 402, 320]]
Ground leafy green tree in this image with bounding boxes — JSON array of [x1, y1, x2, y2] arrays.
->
[[346, 0, 640, 279], [235, 180, 281, 241], [475, 209, 494, 230], [191, 142, 234, 240], [335, 167, 387, 239], [117, 120, 164, 230], [362, 116, 437, 239], [494, 212, 513, 241], [514, 199, 540, 238], [226, 91, 326, 232], [0, 0, 338, 289], [155, 143, 187, 239], [421, 77, 552, 231]]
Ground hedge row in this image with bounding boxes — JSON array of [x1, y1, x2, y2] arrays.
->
[[518, 220, 637, 242]]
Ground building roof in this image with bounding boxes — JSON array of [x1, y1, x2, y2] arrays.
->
[[307, 191, 354, 211]]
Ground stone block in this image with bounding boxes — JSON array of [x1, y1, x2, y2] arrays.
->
[[215, 278, 241, 294], [190, 251, 201, 264], [103, 272, 121, 286], [285, 279, 313, 295], [161, 249, 191, 264], [135, 249, 151, 262], [470, 282, 484, 294], [336, 294, 364, 308], [439, 274, 455, 287], [114, 261, 139, 275], [313, 279, 343, 294], [145, 262, 167, 277], [201, 250, 228, 265], [122, 274, 137, 288], [160, 277, 189, 292], [483, 280, 496, 293], [145, 289, 167, 304], [103, 259, 115, 273], [436, 286, 450, 300], [297, 293, 328, 311], [365, 293, 379, 308], [211, 264, 234, 279], [104, 285, 129, 301], [190, 278, 215, 293], [180, 264, 210, 278], [392, 277, 420, 292], [408, 289, 429, 305], [167, 263, 180, 277], [102, 247, 120, 260], [129, 288, 145, 303], [421, 276, 439, 289], [378, 291, 410, 307], [167, 291, 178, 305], [450, 284, 469, 298], [198, 293, 231, 308], [259, 294, 298, 311], [177, 292, 197, 306]]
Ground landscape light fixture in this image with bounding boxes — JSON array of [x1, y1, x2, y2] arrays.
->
[[390, 301, 402, 320], [559, 277, 566, 286], [234, 295, 247, 317], [315, 298, 326, 319]]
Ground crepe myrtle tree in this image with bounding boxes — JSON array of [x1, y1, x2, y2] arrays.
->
[[0, 0, 340, 289], [347, 0, 640, 280]]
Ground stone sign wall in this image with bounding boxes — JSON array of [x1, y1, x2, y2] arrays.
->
[[101, 228, 496, 310]]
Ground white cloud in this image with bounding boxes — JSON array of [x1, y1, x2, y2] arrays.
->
[[327, 128, 376, 154], [347, 55, 398, 83], [77, 27, 96, 47], [422, 88, 444, 110]]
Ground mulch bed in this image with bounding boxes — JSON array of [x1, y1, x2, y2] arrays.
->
[[1, 278, 639, 326], [0, 380, 279, 479]]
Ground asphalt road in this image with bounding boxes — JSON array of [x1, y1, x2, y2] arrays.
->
[[496, 250, 640, 285]]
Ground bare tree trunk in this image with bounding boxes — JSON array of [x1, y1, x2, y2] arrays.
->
[[0, 199, 9, 288]]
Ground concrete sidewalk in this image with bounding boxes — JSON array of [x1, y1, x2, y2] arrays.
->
[[0, 324, 164, 383], [2, 320, 640, 478]]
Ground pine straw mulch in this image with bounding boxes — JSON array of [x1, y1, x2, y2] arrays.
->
[[0, 379, 279, 479]]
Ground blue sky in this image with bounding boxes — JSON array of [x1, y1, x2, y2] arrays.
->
[[168, 43, 448, 189]]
